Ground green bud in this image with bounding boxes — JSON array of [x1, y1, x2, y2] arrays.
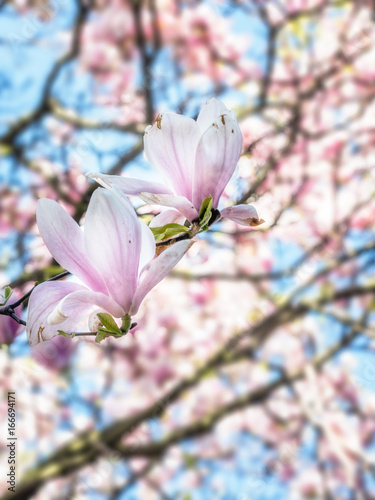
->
[[198, 196, 213, 228], [95, 329, 111, 344], [96, 313, 121, 334], [94, 314, 134, 343]]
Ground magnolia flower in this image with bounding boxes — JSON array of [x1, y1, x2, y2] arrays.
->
[[87, 98, 263, 228], [27, 188, 192, 346]]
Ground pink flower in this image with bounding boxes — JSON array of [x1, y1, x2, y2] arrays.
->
[[87, 99, 262, 227], [26, 188, 192, 346]]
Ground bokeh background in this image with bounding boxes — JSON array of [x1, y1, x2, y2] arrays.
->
[[1, 0, 375, 498]]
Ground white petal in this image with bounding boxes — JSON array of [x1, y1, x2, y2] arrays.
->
[[26, 281, 86, 346], [196, 98, 231, 133], [149, 209, 186, 228], [36, 199, 106, 293], [139, 219, 156, 275], [193, 112, 242, 209], [48, 289, 125, 325], [144, 113, 201, 200], [84, 188, 141, 312], [86, 172, 173, 195], [220, 205, 264, 227], [139, 193, 199, 222]]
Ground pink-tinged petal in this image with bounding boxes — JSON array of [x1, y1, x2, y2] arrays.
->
[[86, 172, 173, 196], [130, 240, 194, 315], [193, 112, 243, 209], [26, 281, 85, 346], [48, 289, 125, 324], [36, 199, 107, 293], [196, 98, 231, 133], [221, 205, 265, 227], [149, 209, 186, 228], [84, 188, 141, 313], [139, 220, 156, 275], [144, 113, 201, 199], [139, 193, 199, 222]]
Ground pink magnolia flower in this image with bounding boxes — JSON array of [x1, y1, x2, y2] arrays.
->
[[87, 99, 263, 227], [26, 188, 192, 346]]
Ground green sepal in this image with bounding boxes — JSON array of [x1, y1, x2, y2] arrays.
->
[[58, 330, 75, 338], [150, 223, 190, 242], [95, 328, 112, 344], [97, 313, 121, 334], [94, 314, 133, 343], [198, 196, 213, 228], [0, 286, 13, 306], [95, 327, 125, 344]]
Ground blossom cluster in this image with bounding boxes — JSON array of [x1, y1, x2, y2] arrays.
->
[[25, 99, 263, 346]]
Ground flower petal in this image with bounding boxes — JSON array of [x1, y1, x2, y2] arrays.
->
[[149, 209, 186, 228], [193, 112, 243, 209], [220, 205, 265, 227], [84, 188, 141, 313], [144, 113, 201, 200], [130, 239, 194, 315], [26, 281, 85, 346], [36, 199, 107, 293], [139, 193, 199, 222], [86, 172, 173, 195], [48, 289, 125, 324], [139, 219, 156, 275], [196, 98, 232, 133]]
